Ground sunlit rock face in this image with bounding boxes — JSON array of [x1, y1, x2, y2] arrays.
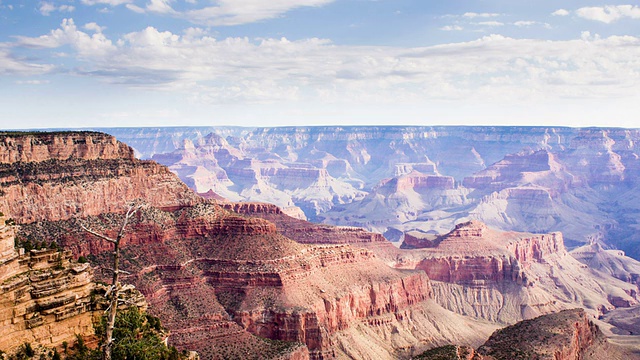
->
[[391, 221, 639, 325], [476, 309, 629, 360], [0, 212, 97, 355], [0, 131, 201, 224]]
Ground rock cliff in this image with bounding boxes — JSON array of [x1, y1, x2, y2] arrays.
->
[[4, 131, 496, 359], [477, 308, 626, 360], [0, 132, 201, 224], [418, 309, 633, 360], [393, 221, 638, 324], [100, 126, 640, 259], [0, 212, 95, 354]]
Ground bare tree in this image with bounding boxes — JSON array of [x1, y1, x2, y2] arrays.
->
[[81, 201, 143, 360]]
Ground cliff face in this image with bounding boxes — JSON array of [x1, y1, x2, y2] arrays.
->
[[419, 308, 631, 360], [0, 132, 201, 224], [0, 132, 134, 164], [0, 213, 95, 354], [4, 131, 495, 359], [221, 201, 389, 244], [100, 126, 640, 259], [393, 221, 639, 324]]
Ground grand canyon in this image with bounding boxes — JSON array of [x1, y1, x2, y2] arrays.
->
[[1, 128, 640, 359]]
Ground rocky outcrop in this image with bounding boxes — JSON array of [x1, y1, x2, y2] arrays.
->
[[393, 221, 639, 324], [400, 231, 439, 249], [377, 172, 455, 193], [477, 309, 607, 359], [0, 131, 134, 164], [418, 308, 632, 360], [0, 132, 201, 224], [0, 213, 95, 354], [220, 201, 389, 244]]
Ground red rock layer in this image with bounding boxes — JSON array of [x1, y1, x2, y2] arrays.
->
[[0, 132, 201, 224], [221, 201, 389, 244], [0, 132, 134, 164], [400, 221, 567, 286]]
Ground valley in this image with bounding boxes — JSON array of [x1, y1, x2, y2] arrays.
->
[[2, 129, 640, 359]]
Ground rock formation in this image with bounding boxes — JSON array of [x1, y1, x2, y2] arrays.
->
[[391, 221, 639, 324], [0, 211, 95, 354], [98, 126, 640, 260], [2, 131, 497, 359], [477, 308, 630, 360]]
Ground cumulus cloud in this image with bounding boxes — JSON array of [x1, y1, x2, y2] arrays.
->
[[9, 19, 640, 105], [127, 0, 336, 26], [552, 9, 569, 16], [15, 19, 115, 59], [84, 22, 106, 32], [576, 5, 640, 23]]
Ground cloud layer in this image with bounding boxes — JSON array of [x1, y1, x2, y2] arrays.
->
[[576, 5, 640, 23], [6, 18, 640, 107], [123, 0, 336, 26]]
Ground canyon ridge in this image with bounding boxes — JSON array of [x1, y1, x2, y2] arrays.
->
[[2, 130, 640, 359]]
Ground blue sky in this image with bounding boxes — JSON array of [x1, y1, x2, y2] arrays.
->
[[1, 0, 640, 129]]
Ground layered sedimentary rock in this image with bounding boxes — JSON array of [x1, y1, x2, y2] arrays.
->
[[393, 221, 638, 324], [220, 202, 388, 245], [20, 204, 496, 359], [4, 131, 496, 359], [0, 132, 201, 224], [99, 126, 640, 258], [0, 213, 95, 354], [150, 133, 366, 221]]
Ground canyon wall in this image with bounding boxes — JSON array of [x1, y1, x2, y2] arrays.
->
[[0, 131, 201, 224], [98, 126, 640, 258], [0, 213, 95, 354]]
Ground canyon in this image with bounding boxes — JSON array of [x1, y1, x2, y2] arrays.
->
[[3, 130, 640, 359], [0, 132, 496, 359], [98, 126, 640, 259]]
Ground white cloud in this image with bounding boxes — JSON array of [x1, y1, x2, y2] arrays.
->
[[476, 21, 504, 27], [15, 80, 50, 85], [576, 5, 640, 24], [0, 45, 56, 75], [514, 21, 535, 27], [463, 12, 500, 19], [81, 0, 132, 5], [129, 0, 337, 26], [552, 9, 569, 17], [84, 22, 106, 33], [513, 20, 551, 29], [10, 20, 640, 106], [15, 19, 116, 59], [39, 2, 75, 15], [440, 25, 463, 31]]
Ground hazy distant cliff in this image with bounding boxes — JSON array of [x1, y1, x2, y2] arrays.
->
[[99, 126, 640, 259]]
